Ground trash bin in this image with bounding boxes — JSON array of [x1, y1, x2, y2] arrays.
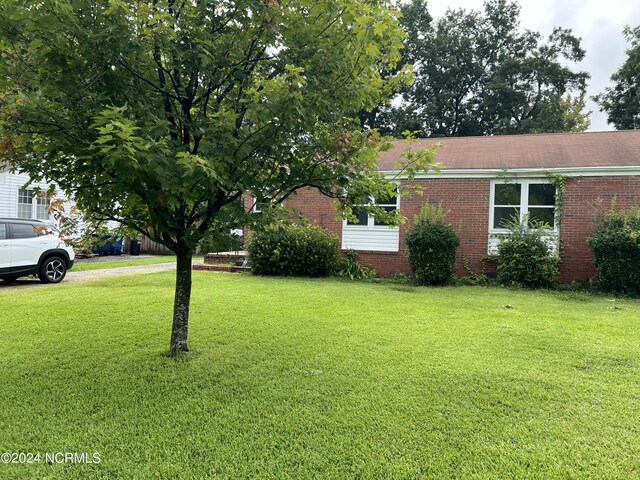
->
[[109, 236, 124, 255], [92, 234, 122, 256], [130, 238, 141, 256], [91, 236, 109, 256]]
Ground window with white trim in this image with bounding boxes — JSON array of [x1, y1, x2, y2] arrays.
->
[[17, 189, 50, 220], [251, 194, 279, 213], [346, 189, 399, 227], [490, 180, 556, 231]]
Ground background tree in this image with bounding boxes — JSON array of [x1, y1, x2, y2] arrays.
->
[[595, 26, 640, 130], [0, 0, 433, 355], [363, 0, 590, 137]]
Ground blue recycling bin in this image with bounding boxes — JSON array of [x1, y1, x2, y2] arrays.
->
[[92, 235, 124, 256]]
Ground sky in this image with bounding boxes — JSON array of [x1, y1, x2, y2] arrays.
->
[[427, 0, 640, 131]]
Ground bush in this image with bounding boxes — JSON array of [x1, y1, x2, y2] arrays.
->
[[588, 206, 640, 294], [336, 249, 376, 280], [496, 216, 560, 288], [405, 203, 460, 285], [246, 222, 339, 277]]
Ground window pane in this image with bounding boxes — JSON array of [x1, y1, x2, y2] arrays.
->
[[528, 184, 555, 206], [18, 189, 33, 218], [36, 207, 49, 220], [18, 189, 33, 205], [529, 208, 555, 228], [494, 184, 521, 205], [493, 207, 520, 229], [374, 189, 397, 206], [0, 223, 6, 240], [36, 198, 49, 219], [347, 207, 369, 226], [11, 223, 39, 239], [17, 204, 32, 219], [374, 206, 397, 226]]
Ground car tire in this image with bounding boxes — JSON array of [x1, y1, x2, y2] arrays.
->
[[38, 256, 67, 284]]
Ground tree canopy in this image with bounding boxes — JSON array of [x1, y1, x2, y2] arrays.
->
[[595, 26, 640, 130], [0, 0, 433, 354], [362, 0, 591, 137]]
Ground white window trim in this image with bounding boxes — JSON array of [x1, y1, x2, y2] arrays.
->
[[251, 195, 281, 213], [343, 186, 401, 231], [489, 179, 558, 234]]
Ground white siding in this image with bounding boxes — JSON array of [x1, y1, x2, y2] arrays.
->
[[0, 171, 8, 216], [342, 226, 399, 252], [0, 171, 52, 219]]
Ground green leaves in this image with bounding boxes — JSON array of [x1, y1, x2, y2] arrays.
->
[[367, 0, 590, 137], [0, 0, 411, 251], [247, 223, 340, 277], [588, 205, 640, 294], [496, 216, 560, 288], [595, 26, 640, 130], [406, 204, 460, 285]]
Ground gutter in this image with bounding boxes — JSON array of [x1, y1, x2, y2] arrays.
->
[[382, 165, 640, 179]]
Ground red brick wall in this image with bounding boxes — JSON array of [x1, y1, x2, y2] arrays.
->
[[559, 176, 640, 283], [283, 188, 343, 237], [255, 176, 640, 283], [397, 178, 493, 278], [285, 180, 493, 277]]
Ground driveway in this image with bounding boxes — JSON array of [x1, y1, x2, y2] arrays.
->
[[0, 262, 182, 290], [66, 262, 179, 283]]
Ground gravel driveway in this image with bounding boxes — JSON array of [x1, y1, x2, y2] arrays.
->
[[0, 261, 181, 290]]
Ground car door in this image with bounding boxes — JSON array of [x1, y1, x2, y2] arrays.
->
[[0, 222, 10, 274], [8, 222, 49, 269]]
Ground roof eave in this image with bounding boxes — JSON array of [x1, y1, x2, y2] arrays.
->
[[382, 165, 640, 179]]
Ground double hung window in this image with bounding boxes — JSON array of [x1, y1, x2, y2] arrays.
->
[[18, 189, 50, 220], [346, 190, 399, 227], [491, 181, 556, 231]]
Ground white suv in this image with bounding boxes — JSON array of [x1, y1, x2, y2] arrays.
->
[[0, 218, 75, 283]]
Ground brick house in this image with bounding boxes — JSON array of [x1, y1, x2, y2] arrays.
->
[[264, 130, 640, 283]]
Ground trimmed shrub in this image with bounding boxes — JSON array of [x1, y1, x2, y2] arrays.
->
[[588, 206, 640, 294], [496, 217, 560, 288], [405, 203, 460, 285], [246, 222, 339, 277]]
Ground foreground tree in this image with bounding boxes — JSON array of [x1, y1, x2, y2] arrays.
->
[[0, 0, 432, 354], [363, 0, 591, 137], [595, 26, 640, 130]]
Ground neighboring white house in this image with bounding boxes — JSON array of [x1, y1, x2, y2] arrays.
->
[[0, 166, 54, 221]]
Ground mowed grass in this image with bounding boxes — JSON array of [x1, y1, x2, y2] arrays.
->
[[0, 273, 639, 479]]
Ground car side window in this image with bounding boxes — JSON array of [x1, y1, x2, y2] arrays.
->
[[11, 223, 39, 239], [0, 223, 6, 240]]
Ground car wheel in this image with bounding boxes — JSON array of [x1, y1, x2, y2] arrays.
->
[[38, 256, 67, 284]]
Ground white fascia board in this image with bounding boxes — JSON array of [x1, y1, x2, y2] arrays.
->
[[382, 166, 640, 179]]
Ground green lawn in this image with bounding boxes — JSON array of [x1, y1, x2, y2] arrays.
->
[[1, 274, 639, 479], [72, 255, 203, 272]]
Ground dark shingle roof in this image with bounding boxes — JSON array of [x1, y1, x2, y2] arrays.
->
[[378, 130, 640, 171]]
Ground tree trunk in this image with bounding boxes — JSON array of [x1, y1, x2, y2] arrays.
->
[[170, 249, 192, 355]]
